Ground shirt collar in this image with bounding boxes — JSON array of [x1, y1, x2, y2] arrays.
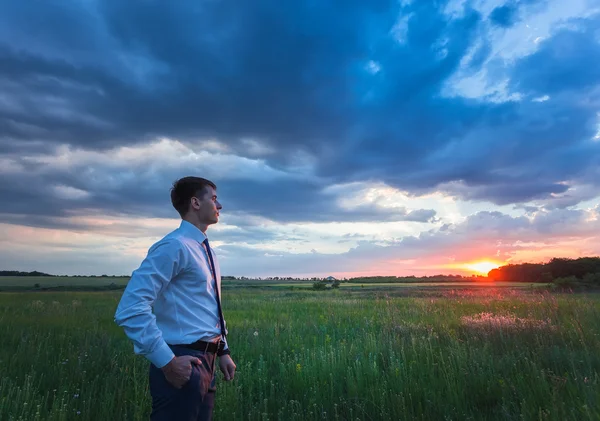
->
[[179, 220, 208, 243]]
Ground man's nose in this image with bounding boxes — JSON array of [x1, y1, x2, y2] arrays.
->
[[216, 200, 222, 210]]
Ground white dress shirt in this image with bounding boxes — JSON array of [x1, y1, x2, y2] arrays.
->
[[114, 220, 228, 368]]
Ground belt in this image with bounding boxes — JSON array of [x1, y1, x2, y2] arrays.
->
[[171, 339, 224, 354]]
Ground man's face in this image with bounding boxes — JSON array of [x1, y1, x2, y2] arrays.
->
[[191, 186, 222, 225]]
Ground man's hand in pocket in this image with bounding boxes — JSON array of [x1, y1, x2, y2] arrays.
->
[[161, 355, 202, 389]]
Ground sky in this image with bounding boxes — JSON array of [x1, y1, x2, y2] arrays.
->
[[1, 0, 600, 278]]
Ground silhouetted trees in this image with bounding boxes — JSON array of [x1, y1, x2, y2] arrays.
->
[[488, 257, 600, 287], [488, 263, 547, 283]]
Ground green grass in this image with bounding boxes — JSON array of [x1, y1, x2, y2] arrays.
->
[[0, 288, 599, 420]]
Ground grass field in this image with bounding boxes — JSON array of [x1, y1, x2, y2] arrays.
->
[[0, 287, 599, 420], [0, 276, 548, 292]]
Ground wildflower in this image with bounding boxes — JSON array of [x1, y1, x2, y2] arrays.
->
[[461, 312, 554, 333], [296, 364, 302, 373], [31, 300, 44, 309], [254, 331, 258, 337]]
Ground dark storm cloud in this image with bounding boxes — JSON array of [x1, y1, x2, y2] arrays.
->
[[0, 137, 437, 227], [220, 179, 438, 223], [0, 0, 599, 224], [490, 5, 519, 27], [511, 18, 600, 95], [488, 0, 547, 28], [0, 160, 438, 228], [0, 0, 400, 153]]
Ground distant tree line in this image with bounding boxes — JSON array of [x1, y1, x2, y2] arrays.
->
[[224, 274, 484, 283], [7, 256, 600, 289], [0, 270, 54, 277], [345, 274, 484, 283], [488, 257, 600, 288], [0, 271, 134, 278]]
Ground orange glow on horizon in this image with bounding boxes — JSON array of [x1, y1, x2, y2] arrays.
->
[[462, 260, 503, 275]]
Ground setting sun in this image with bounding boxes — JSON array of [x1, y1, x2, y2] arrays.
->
[[463, 260, 502, 275]]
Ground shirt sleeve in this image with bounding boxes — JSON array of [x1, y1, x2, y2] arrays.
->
[[114, 238, 186, 368], [220, 321, 230, 354]]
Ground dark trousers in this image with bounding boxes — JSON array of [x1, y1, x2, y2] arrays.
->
[[149, 345, 217, 421]]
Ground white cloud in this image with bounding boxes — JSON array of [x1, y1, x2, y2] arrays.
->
[[365, 60, 381, 74], [239, 138, 275, 156], [390, 12, 412, 44], [53, 185, 90, 200], [530, 183, 600, 209], [532, 95, 550, 102], [12, 138, 306, 185], [0, 157, 24, 174], [489, 0, 589, 59], [443, 0, 592, 102]]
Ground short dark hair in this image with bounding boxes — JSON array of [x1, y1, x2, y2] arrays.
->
[[170, 176, 216, 217]]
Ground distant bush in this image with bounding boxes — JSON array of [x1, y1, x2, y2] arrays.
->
[[312, 281, 327, 290], [553, 276, 580, 289], [553, 272, 600, 290], [582, 272, 600, 285]]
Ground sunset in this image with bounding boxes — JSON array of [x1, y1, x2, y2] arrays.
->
[[1, 1, 600, 419], [463, 260, 503, 276]]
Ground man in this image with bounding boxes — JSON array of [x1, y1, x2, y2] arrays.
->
[[115, 176, 236, 421]]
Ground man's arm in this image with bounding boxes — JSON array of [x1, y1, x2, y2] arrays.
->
[[218, 334, 236, 381], [114, 239, 186, 368]]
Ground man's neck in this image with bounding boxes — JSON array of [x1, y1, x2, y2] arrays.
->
[[183, 217, 208, 234]]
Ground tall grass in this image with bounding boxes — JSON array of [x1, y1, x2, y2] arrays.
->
[[0, 289, 598, 420]]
